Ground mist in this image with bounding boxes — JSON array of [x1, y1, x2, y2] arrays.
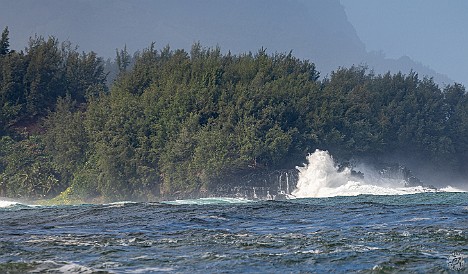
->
[[0, 0, 464, 85]]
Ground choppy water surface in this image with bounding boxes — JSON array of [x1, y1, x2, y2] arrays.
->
[[1, 193, 467, 273]]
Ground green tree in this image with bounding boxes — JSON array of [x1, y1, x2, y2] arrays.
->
[[0, 26, 9, 55], [63, 47, 107, 102], [43, 96, 88, 181], [115, 45, 131, 74], [0, 135, 61, 198], [0, 51, 27, 133], [24, 36, 64, 117]]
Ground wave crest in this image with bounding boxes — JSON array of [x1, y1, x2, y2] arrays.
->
[[292, 149, 465, 198]]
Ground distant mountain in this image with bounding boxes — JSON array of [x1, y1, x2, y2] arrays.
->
[[0, 0, 453, 84], [363, 51, 453, 86]]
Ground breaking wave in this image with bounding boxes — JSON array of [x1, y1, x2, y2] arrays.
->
[[0, 200, 19, 208], [0, 200, 40, 209], [162, 197, 254, 205], [292, 149, 466, 198]]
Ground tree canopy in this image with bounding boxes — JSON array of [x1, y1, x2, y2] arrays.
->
[[1, 29, 467, 201]]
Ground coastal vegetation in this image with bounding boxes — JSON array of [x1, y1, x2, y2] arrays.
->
[[1, 28, 467, 201]]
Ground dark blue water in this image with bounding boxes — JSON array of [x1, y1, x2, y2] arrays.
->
[[1, 193, 467, 273]]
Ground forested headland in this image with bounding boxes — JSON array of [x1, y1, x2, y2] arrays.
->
[[1, 27, 467, 202]]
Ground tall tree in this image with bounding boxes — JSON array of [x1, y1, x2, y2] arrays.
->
[[0, 26, 9, 55], [24, 36, 64, 117]]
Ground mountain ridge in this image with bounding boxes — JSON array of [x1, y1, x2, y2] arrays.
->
[[0, 0, 454, 84]]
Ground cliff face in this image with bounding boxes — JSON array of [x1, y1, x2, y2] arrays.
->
[[0, 0, 452, 84]]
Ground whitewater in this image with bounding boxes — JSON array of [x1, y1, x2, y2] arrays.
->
[[292, 149, 465, 198], [1, 150, 467, 273]]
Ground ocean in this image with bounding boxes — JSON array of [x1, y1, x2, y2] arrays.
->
[[1, 150, 467, 273]]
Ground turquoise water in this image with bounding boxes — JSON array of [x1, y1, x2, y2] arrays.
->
[[1, 193, 467, 273]]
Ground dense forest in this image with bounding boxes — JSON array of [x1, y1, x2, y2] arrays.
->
[[1, 27, 467, 201]]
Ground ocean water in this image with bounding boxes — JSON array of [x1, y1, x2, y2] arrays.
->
[[1, 194, 467, 273], [1, 150, 467, 273]]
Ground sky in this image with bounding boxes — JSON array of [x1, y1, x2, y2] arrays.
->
[[340, 0, 468, 86], [1, 0, 467, 86]]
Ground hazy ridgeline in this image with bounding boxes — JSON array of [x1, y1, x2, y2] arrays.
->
[[0, 29, 467, 201], [1, 0, 455, 85]]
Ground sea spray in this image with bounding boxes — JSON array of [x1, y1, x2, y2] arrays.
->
[[291, 149, 464, 198], [292, 149, 352, 198], [0, 200, 18, 208]]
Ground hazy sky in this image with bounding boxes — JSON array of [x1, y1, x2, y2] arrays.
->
[[1, 0, 467, 86], [340, 0, 468, 86]]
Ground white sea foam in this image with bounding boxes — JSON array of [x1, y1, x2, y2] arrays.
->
[[31, 260, 96, 274], [127, 267, 175, 273], [348, 244, 381, 252], [105, 201, 138, 205], [103, 201, 139, 208], [292, 149, 465, 198], [0, 199, 40, 208], [439, 186, 466, 192], [163, 197, 254, 205], [56, 262, 96, 273], [0, 200, 18, 208]]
